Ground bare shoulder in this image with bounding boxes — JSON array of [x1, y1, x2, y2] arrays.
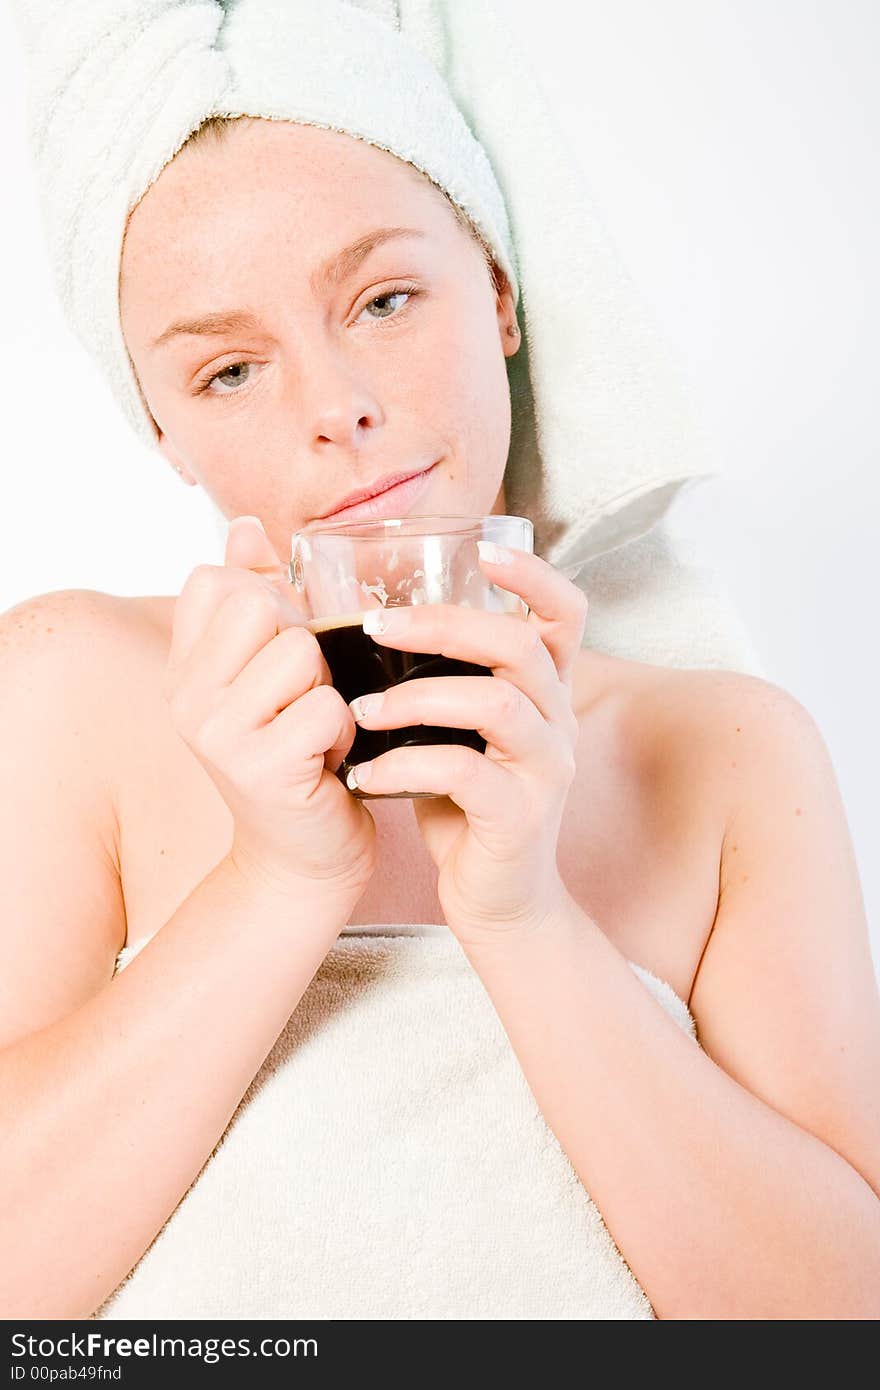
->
[[1, 586, 168, 695], [0, 588, 163, 1042], [649, 670, 879, 1201], [565, 653, 810, 999], [0, 587, 154, 695], [2, 585, 124, 637], [663, 663, 819, 749], [1, 586, 167, 645], [622, 659, 849, 905], [614, 657, 823, 822], [0, 586, 173, 799]]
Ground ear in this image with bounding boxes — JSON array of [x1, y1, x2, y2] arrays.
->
[[156, 428, 196, 486], [493, 265, 520, 358]]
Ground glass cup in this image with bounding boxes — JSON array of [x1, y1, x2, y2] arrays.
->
[[288, 514, 534, 799]]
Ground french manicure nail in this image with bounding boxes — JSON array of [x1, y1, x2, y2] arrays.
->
[[362, 608, 407, 635], [346, 761, 372, 790], [349, 692, 384, 721]]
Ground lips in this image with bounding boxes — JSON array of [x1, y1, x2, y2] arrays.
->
[[314, 461, 439, 524]]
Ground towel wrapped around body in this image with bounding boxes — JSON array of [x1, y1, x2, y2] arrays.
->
[[8, 0, 768, 1322], [93, 520, 758, 1322], [96, 925, 696, 1321]]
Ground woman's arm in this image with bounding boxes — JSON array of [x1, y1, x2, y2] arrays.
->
[[0, 856, 360, 1321], [0, 586, 371, 1320], [459, 677, 880, 1320]]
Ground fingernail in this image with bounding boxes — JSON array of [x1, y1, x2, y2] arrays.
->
[[346, 760, 373, 790], [349, 692, 384, 722], [229, 515, 266, 533], [477, 540, 514, 565], [362, 608, 408, 635]]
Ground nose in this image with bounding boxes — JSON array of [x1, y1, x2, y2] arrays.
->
[[289, 338, 384, 449]]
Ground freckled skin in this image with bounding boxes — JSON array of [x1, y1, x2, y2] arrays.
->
[[119, 118, 521, 566]]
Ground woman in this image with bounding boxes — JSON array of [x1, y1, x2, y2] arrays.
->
[[3, 11, 880, 1321]]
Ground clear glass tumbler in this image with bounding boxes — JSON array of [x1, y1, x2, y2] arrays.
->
[[288, 514, 534, 799]]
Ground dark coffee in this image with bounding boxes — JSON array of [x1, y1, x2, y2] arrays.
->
[[311, 613, 492, 797]]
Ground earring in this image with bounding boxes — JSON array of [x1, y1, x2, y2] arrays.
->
[[173, 466, 183, 476], [507, 323, 519, 338]]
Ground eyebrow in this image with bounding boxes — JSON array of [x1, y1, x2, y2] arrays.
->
[[151, 226, 427, 349]]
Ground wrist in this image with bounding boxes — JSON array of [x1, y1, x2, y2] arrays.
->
[[222, 848, 368, 921], [451, 878, 580, 956]]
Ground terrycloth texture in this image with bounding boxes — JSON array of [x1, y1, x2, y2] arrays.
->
[[94, 927, 698, 1320], [10, 0, 764, 1322], [89, 534, 758, 1322], [10, 0, 718, 569], [574, 501, 766, 677]]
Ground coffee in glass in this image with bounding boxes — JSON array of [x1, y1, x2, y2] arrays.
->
[[289, 514, 534, 800]]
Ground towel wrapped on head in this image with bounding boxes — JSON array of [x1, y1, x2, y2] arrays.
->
[[9, 0, 767, 1324], [11, 0, 726, 579]]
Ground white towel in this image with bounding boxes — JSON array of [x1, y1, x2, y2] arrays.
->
[[575, 491, 765, 676], [10, 0, 719, 570], [90, 532, 757, 1322], [95, 928, 697, 1320], [8, 0, 766, 1320]]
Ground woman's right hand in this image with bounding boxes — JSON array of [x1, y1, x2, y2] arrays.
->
[[164, 516, 377, 902]]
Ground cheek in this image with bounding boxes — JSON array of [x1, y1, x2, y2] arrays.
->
[[396, 303, 508, 441], [405, 323, 511, 510], [150, 377, 276, 477], [129, 355, 208, 455]]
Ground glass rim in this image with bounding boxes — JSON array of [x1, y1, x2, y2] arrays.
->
[[291, 513, 533, 543]]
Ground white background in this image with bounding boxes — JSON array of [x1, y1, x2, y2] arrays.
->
[[2, 1, 878, 975]]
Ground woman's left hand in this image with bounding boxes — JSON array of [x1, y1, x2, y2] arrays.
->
[[344, 544, 589, 947]]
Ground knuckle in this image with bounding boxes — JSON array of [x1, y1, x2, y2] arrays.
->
[[494, 678, 524, 721], [186, 563, 218, 587], [281, 619, 319, 649], [229, 582, 276, 620], [280, 621, 324, 674], [307, 681, 344, 717], [182, 563, 222, 600], [192, 562, 221, 584], [192, 707, 247, 776], [190, 708, 225, 761], [451, 745, 481, 785]]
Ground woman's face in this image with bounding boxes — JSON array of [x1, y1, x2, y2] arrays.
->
[[120, 118, 519, 562]]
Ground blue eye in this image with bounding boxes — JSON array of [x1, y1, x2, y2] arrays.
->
[[359, 285, 418, 321], [195, 283, 421, 397], [202, 361, 255, 394]]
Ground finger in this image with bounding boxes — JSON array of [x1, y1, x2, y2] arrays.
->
[[168, 551, 293, 689], [346, 739, 513, 821], [223, 623, 330, 730], [232, 682, 356, 782], [225, 515, 311, 627], [362, 604, 569, 725], [167, 564, 249, 692], [224, 514, 286, 577], [347, 675, 557, 771], [476, 544, 589, 687], [172, 582, 300, 715]]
